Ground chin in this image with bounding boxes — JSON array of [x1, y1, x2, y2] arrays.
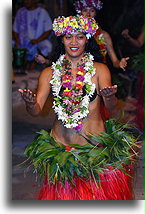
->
[[68, 51, 84, 58]]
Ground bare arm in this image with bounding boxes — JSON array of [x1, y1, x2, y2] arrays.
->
[[122, 28, 144, 48], [19, 67, 53, 116], [95, 63, 118, 111], [103, 31, 129, 70]]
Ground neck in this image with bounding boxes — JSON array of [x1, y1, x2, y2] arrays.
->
[[65, 53, 85, 69], [26, 5, 38, 10]]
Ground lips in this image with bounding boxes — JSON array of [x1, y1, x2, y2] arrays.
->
[[70, 47, 79, 52]]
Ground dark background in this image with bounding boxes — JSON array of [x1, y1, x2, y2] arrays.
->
[[12, 0, 144, 36]]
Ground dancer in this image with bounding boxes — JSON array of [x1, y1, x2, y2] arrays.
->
[[75, 0, 129, 71], [19, 15, 137, 200]]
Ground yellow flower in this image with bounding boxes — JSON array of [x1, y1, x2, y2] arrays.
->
[[64, 88, 70, 92], [65, 17, 70, 22], [77, 71, 84, 75], [70, 21, 79, 28], [59, 22, 64, 28], [63, 80, 69, 83], [83, 24, 88, 30], [76, 81, 83, 85], [80, 19, 85, 25], [63, 20, 68, 27]]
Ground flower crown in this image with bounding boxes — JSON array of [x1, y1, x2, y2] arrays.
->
[[52, 15, 98, 39], [75, 0, 103, 13]]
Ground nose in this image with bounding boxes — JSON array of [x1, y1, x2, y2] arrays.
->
[[70, 36, 77, 45], [86, 11, 91, 17]]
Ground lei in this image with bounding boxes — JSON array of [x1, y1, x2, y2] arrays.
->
[[50, 53, 96, 131], [94, 26, 107, 61]]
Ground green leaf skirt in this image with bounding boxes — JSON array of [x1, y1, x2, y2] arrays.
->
[[24, 118, 139, 200]]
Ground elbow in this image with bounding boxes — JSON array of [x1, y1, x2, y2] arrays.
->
[[136, 41, 143, 48], [26, 103, 42, 116]]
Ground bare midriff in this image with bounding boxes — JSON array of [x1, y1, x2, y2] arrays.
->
[[51, 97, 105, 146]]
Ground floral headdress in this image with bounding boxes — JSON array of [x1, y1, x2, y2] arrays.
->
[[53, 15, 98, 39], [75, 0, 103, 13]]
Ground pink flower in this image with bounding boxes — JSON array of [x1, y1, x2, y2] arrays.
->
[[63, 81, 72, 89], [76, 75, 84, 81], [63, 99, 72, 105], [75, 123, 83, 131]]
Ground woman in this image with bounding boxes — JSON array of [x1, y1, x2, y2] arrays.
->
[[19, 15, 137, 200], [75, 0, 129, 71]]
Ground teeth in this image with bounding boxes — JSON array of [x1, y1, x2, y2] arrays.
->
[[70, 48, 78, 50]]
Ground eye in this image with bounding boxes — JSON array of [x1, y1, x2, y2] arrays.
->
[[77, 36, 84, 39], [65, 35, 72, 39], [91, 9, 95, 13], [82, 9, 87, 13]]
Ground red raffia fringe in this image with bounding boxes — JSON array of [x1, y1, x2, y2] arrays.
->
[[37, 165, 133, 200]]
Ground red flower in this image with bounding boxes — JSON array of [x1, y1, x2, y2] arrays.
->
[[65, 145, 73, 151], [76, 84, 83, 90], [78, 66, 85, 73], [63, 91, 72, 97], [62, 74, 71, 81]]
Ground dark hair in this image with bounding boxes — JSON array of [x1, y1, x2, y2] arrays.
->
[[85, 36, 104, 63], [49, 34, 104, 64]]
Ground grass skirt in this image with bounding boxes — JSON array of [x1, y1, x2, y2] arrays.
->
[[24, 119, 138, 200]]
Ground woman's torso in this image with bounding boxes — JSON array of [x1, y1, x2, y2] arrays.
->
[[50, 66, 105, 146]]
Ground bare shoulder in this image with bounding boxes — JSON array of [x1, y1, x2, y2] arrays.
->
[[38, 66, 53, 82], [102, 30, 111, 39], [93, 62, 112, 86], [94, 62, 110, 74]]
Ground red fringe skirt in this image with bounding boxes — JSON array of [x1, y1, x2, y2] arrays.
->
[[37, 166, 133, 200]]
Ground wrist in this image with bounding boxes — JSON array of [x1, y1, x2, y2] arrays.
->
[[26, 102, 35, 109], [105, 94, 116, 101]]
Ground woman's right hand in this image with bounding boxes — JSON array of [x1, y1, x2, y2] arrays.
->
[[35, 54, 48, 64], [121, 29, 130, 39], [18, 89, 36, 108]]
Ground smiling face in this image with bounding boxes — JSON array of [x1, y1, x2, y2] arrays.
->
[[62, 32, 87, 59], [81, 7, 96, 18]]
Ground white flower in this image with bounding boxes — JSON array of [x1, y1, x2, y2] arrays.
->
[[81, 95, 89, 107], [73, 112, 82, 120], [85, 62, 91, 68], [89, 54, 94, 61], [59, 54, 65, 62], [86, 33, 91, 39], [89, 84, 96, 96], [84, 73, 91, 83]]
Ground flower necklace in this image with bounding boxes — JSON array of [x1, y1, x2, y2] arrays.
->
[[50, 53, 96, 131], [94, 25, 107, 62]]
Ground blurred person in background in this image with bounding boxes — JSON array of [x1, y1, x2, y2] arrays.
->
[[12, 0, 53, 70]]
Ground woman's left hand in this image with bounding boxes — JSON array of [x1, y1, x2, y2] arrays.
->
[[119, 57, 129, 71], [99, 85, 117, 98], [31, 39, 39, 45]]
